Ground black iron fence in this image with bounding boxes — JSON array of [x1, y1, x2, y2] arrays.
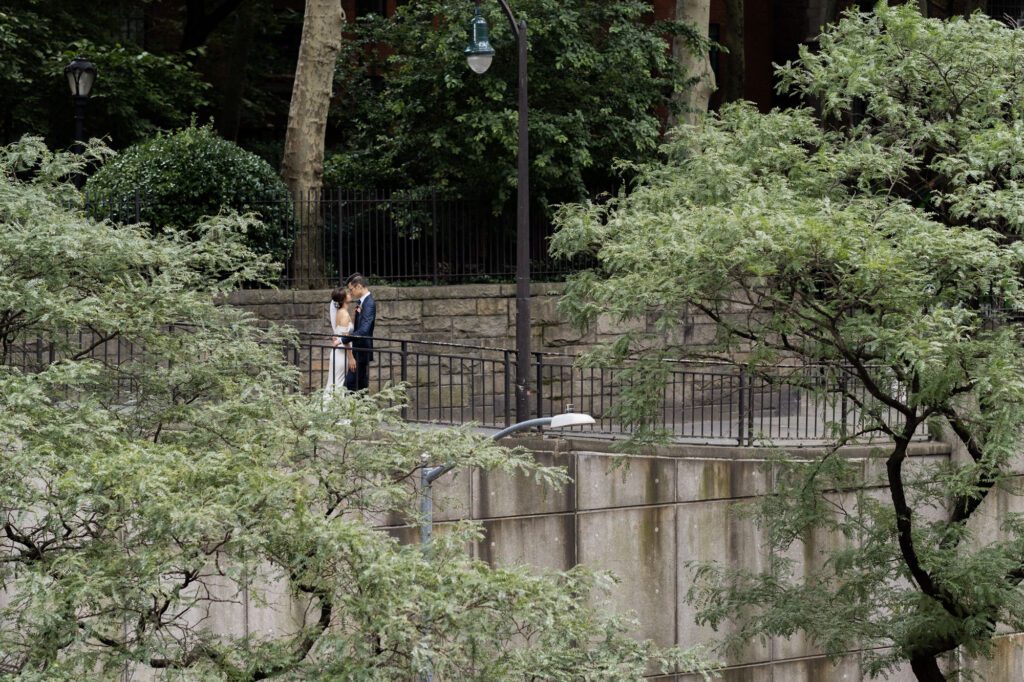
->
[[301, 334, 922, 444], [81, 188, 591, 289], [5, 328, 924, 444]]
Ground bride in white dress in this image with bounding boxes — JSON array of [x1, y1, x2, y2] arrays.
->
[[324, 287, 354, 400]]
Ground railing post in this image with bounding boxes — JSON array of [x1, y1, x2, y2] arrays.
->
[[737, 368, 746, 446], [342, 186, 350, 284], [503, 350, 512, 428], [840, 371, 849, 441], [747, 371, 755, 446], [400, 340, 409, 420], [133, 187, 141, 224], [534, 352, 544, 421], [431, 188, 439, 285], [336, 187, 343, 286]]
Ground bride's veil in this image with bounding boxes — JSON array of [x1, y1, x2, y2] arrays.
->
[[328, 299, 339, 331]]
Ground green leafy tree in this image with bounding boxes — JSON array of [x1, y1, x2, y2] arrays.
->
[[326, 0, 698, 209], [0, 1, 208, 147], [85, 123, 293, 265], [0, 137, 716, 681], [552, 5, 1024, 681]]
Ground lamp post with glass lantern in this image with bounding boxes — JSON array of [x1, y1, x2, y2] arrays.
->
[[65, 56, 97, 149], [64, 56, 97, 187], [464, 0, 531, 424]]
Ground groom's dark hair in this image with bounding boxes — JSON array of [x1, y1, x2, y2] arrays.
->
[[346, 273, 368, 288]]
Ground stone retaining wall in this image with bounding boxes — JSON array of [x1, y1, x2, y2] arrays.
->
[[228, 283, 719, 355], [408, 435, 1024, 681], [14, 434, 1023, 680], [215, 287, 1024, 679]]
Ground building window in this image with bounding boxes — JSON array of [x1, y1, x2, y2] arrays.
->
[[122, 5, 146, 46]]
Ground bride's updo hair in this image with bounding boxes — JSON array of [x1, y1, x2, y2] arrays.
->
[[330, 287, 348, 304]]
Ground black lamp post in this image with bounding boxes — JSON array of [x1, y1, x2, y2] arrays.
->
[[64, 56, 97, 165], [464, 0, 531, 424]]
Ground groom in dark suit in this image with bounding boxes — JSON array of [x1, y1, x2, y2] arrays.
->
[[343, 273, 376, 391]]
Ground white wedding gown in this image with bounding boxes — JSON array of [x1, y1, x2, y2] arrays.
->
[[324, 314, 353, 400]]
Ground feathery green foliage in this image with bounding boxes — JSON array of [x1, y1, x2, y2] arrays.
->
[[0, 137, 716, 680], [553, 4, 1024, 679]]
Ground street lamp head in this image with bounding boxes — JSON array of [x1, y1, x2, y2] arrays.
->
[[64, 56, 97, 98], [548, 413, 596, 429], [464, 6, 495, 74]]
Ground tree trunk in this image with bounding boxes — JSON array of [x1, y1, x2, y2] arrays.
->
[[671, 0, 716, 127], [281, 0, 344, 289], [910, 653, 946, 681], [721, 0, 744, 103]]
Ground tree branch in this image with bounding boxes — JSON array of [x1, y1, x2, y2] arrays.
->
[[887, 434, 966, 622], [940, 406, 1002, 546]]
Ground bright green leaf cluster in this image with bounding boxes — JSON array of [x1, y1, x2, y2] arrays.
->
[[85, 123, 294, 266]]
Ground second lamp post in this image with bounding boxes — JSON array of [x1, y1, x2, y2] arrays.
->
[[464, 0, 531, 423], [64, 56, 97, 154], [64, 56, 97, 189]]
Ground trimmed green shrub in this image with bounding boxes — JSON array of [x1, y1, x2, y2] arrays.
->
[[85, 124, 293, 264]]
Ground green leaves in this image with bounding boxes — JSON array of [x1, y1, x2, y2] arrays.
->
[[554, 4, 1024, 675], [55, 39, 210, 143], [84, 123, 294, 266], [0, 1, 207, 149], [1, 139, 714, 679], [326, 0, 688, 209], [778, 3, 1024, 236]]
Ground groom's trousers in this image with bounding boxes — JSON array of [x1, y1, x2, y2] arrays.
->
[[347, 348, 371, 391]]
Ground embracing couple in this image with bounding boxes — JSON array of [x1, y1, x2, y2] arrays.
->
[[324, 273, 376, 398]]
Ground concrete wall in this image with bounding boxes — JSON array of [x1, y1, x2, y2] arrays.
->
[[14, 429, 1024, 679], [400, 435, 1024, 681]]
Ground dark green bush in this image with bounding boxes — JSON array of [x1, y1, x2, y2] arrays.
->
[[85, 124, 293, 264]]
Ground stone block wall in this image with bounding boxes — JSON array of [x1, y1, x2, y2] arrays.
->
[[227, 283, 722, 356], [33, 287, 900, 443], [403, 435, 1024, 681], [228, 286, 907, 443]]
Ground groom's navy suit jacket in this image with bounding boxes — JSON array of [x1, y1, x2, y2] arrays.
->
[[344, 293, 376, 363]]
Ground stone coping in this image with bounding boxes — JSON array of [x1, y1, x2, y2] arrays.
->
[[504, 433, 950, 460], [227, 282, 565, 306]]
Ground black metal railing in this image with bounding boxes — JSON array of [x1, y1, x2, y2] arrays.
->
[[302, 334, 922, 444], [80, 188, 591, 289], [4, 328, 924, 445]]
